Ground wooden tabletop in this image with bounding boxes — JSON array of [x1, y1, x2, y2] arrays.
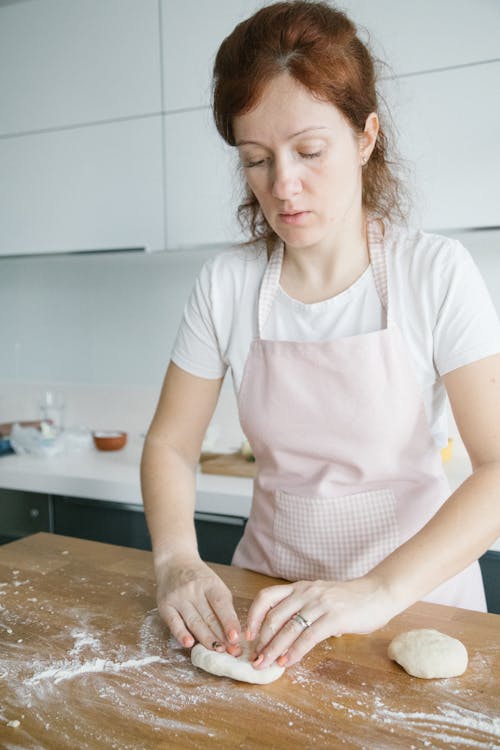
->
[[0, 533, 499, 749]]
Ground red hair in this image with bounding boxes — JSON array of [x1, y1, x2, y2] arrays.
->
[[212, 0, 407, 249]]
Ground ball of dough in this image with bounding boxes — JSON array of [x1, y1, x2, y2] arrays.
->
[[191, 643, 285, 684], [388, 628, 468, 679]]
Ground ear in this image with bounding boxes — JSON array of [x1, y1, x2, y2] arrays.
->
[[360, 112, 379, 163]]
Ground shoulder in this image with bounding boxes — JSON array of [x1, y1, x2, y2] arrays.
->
[[384, 222, 473, 288], [197, 242, 267, 295]]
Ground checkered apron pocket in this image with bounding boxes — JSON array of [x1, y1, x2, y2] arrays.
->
[[272, 488, 399, 581]]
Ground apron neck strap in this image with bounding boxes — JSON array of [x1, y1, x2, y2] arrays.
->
[[258, 243, 284, 338], [257, 218, 390, 338], [366, 218, 390, 316]]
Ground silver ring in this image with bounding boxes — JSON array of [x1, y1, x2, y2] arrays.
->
[[291, 613, 311, 631]]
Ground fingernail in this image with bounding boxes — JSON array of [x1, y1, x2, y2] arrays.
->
[[229, 629, 238, 643], [183, 636, 194, 648], [252, 654, 264, 667], [277, 654, 288, 667], [245, 629, 253, 641]]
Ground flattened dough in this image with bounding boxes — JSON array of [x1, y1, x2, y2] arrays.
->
[[191, 642, 285, 684], [388, 628, 468, 679]]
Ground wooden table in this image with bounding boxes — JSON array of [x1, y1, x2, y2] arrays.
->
[[0, 533, 499, 749]]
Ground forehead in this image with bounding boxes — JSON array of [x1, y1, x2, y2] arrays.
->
[[233, 72, 346, 144]]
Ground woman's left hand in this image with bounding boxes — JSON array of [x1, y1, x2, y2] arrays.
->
[[246, 575, 398, 670]]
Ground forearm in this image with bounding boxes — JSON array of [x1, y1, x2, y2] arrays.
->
[[140, 434, 200, 568], [369, 462, 500, 611]]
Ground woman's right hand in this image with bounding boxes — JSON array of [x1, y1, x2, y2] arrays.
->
[[156, 554, 242, 654]]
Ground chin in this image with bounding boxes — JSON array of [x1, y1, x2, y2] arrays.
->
[[275, 227, 325, 249]]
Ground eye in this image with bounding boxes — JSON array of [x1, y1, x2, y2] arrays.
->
[[300, 151, 322, 160], [244, 158, 267, 168]]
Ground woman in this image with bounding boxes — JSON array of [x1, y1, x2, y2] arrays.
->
[[141, 1, 500, 672]]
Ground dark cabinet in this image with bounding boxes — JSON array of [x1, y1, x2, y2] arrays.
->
[[52, 496, 246, 565], [0, 488, 51, 544], [194, 512, 246, 565], [2, 487, 496, 612], [53, 495, 152, 550], [0, 489, 247, 565], [479, 551, 500, 615]]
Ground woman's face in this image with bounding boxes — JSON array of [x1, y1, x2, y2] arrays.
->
[[233, 73, 376, 250]]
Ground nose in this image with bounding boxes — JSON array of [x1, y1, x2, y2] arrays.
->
[[271, 157, 302, 201]]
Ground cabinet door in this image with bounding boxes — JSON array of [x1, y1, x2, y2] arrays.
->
[[392, 61, 500, 230], [0, 489, 50, 544], [479, 551, 500, 615], [52, 497, 246, 563], [341, 0, 500, 76], [53, 496, 152, 551], [164, 109, 244, 248], [162, 0, 261, 111], [194, 512, 247, 565], [0, 0, 161, 135], [162, 0, 500, 110], [0, 116, 164, 255]]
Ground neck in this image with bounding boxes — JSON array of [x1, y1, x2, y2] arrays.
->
[[281, 210, 369, 304]]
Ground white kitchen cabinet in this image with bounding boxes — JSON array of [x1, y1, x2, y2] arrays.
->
[[0, 116, 164, 256], [342, 0, 500, 78], [391, 60, 500, 231], [164, 108, 244, 249], [161, 0, 500, 111], [162, 0, 264, 111], [0, 0, 161, 136]]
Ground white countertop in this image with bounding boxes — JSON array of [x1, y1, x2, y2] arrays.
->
[[1, 434, 499, 551], [0, 434, 253, 517]]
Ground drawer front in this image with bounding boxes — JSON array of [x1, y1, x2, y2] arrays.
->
[[479, 551, 500, 615], [0, 489, 50, 542], [53, 498, 246, 564], [194, 512, 247, 565], [54, 496, 152, 551]]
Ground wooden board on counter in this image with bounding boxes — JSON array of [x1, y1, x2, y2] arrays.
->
[[1, 533, 499, 750], [200, 451, 257, 478]]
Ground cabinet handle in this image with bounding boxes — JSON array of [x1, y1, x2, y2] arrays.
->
[[194, 512, 246, 527]]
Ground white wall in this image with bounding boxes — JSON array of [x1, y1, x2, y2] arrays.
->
[[0, 248, 212, 386], [1, 0, 499, 403], [1, 231, 498, 390]]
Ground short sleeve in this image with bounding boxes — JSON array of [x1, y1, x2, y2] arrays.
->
[[433, 240, 500, 376], [171, 259, 227, 379]]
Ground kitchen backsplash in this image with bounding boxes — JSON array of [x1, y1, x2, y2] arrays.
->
[[2, 229, 499, 384], [1, 227, 499, 445], [1, 246, 213, 385]]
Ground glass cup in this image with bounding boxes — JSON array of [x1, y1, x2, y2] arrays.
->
[[39, 390, 66, 436]]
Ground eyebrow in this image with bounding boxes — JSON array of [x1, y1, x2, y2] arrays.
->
[[235, 126, 329, 147]]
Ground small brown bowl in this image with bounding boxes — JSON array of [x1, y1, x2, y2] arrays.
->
[[92, 430, 127, 451]]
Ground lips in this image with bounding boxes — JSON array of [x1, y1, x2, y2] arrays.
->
[[278, 210, 311, 225]]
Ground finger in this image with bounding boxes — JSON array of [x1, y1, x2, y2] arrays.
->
[[205, 586, 242, 646], [194, 600, 227, 646], [180, 602, 228, 652], [251, 598, 310, 659], [253, 610, 320, 670], [277, 614, 334, 668], [226, 642, 243, 657], [246, 584, 294, 641], [159, 603, 195, 648]]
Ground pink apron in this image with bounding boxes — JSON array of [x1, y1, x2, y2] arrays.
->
[[233, 219, 486, 611]]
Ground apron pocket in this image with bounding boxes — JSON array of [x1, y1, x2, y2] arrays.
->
[[272, 487, 399, 581]]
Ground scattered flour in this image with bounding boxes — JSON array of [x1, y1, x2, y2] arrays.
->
[[1, 583, 498, 750], [68, 629, 102, 656], [27, 655, 168, 685]]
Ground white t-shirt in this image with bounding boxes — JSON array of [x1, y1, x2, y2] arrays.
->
[[172, 223, 500, 448]]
